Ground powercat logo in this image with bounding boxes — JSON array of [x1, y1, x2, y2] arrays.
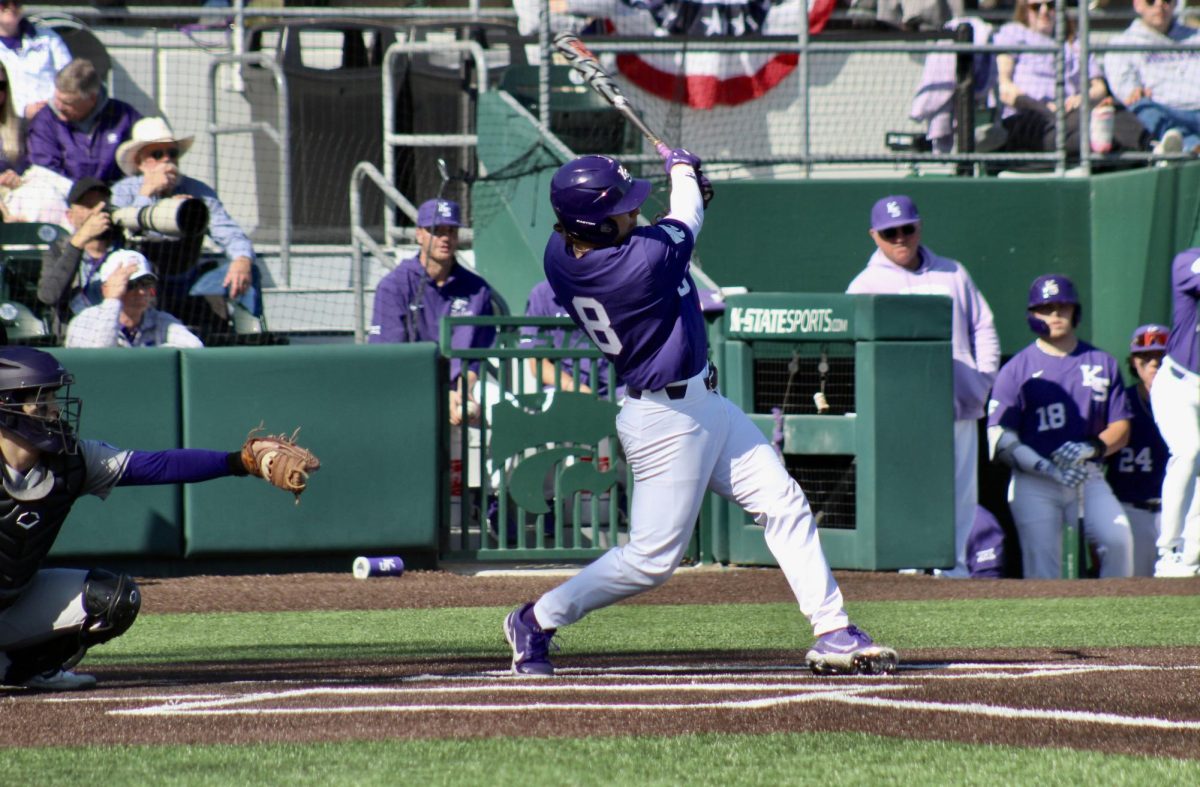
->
[[728, 306, 849, 336]]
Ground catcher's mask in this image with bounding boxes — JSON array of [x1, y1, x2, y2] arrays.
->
[[0, 347, 82, 455]]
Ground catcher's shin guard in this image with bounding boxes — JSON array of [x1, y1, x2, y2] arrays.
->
[[1, 570, 140, 684]]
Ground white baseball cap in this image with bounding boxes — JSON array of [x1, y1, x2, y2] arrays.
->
[[97, 249, 157, 284]]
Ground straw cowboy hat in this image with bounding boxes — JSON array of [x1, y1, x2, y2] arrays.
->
[[115, 117, 195, 177]]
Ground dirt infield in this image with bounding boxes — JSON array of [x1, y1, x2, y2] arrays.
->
[[3, 570, 1199, 757]]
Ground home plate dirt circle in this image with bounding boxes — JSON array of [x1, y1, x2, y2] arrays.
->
[[6, 651, 1200, 758]]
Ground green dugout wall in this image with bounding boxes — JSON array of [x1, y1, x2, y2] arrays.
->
[[473, 89, 1200, 361], [45, 345, 440, 561]]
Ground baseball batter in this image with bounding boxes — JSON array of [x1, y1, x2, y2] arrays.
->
[[846, 195, 1000, 578], [503, 152, 897, 677], [1149, 248, 1200, 577], [988, 275, 1134, 578], [1106, 325, 1172, 576], [0, 347, 317, 690]]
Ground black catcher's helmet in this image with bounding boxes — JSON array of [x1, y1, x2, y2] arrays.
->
[[0, 347, 81, 454]]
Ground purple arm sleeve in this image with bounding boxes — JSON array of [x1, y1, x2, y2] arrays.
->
[[117, 449, 247, 486]]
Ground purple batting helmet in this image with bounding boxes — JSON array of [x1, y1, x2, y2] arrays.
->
[[549, 155, 650, 245], [1027, 274, 1081, 335], [1129, 323, 1169, 354], [0, 347, 81, 454]]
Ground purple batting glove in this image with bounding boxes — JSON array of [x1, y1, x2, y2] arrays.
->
[[663, 147, 702, 175]]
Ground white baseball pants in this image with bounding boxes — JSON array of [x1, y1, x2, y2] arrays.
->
[[1150, 355, 1200, 565], [1119, 505, 1160, 577], [1007, 468, 1133, 578], [534, 370, 850, 637], [949, 419, 979, 577]]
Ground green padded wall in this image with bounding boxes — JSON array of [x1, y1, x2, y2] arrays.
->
[[179, 344, 440, 556], [45, 349, 183, 558]]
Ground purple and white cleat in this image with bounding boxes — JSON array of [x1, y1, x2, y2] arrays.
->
[[503, 603, 557, 676], [805, 625, 898, 675]]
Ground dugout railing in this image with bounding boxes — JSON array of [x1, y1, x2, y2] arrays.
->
[[439, 315, 654, 562]]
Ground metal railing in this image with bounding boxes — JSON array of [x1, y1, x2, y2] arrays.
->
[[208, 52, 292, 283]]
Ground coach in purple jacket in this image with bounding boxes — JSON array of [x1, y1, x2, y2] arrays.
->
[[368, 198, 496, 424], [26, 59, 140, 184], [846, 195, 1001, 578]]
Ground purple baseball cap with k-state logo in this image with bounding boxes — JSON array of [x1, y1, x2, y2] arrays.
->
[[1130, 323, 1169, 354], [870, 195, 921, 231], [417, 198, 461, 228]]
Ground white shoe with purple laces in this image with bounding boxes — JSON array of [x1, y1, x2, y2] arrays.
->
[[805, 625, 898, 675]]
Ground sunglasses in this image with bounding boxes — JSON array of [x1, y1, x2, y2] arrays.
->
[[1133, 330, 1169, 348], [1028, 0, 1055, 10], [128, 278, 157, 292], [145, 148, 180, 161], [878, 223, 918, 242]]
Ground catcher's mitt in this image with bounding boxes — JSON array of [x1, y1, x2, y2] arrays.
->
[[241, 425, 320, 504]]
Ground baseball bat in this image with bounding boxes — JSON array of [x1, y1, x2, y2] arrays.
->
[[552, 32, 672, 159]]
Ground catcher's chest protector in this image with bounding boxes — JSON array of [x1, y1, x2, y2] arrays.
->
[[0, 454, 87, 599]]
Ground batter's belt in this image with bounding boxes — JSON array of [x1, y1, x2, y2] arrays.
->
[[626, 363, 718, 400]]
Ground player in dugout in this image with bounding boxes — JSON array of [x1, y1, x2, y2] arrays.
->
[[988, 275, 1134, 578], [0, 347, 318, 692], [501, 151, 898, 677]]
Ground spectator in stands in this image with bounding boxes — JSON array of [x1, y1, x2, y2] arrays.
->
[[37, 176, 121, 340], [0, 2, 72, 120], [522, 279, 617, 396], [1106, 324, 1172, 576], [111, 116, 258, 340], [993, 0, 1150, 156], [27, 59, 141, 185], [65, 248, 202, 348], [0, 61, 27, 193], [1104, 0, 1200, 156], [988, 274, 1133, 578], [368, 198, 495, 425], [846, 195, 1000, 578]]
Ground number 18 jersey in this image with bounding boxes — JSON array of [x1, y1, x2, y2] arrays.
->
[[988, 340, 1132, 458], [543, 218, 708, 391]]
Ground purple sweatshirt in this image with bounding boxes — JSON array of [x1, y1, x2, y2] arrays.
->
[[367, 256, 496, 382], [26, 94, 141, 184], [846, 246, 1001, 421]]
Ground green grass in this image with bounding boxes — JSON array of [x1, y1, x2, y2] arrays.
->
[[3, 733, 1197, 786], [87, 595, 1200, 665]]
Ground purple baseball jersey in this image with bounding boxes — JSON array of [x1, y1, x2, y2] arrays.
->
[[1105, 385, 1169, 504], [1166, 248, 1200, 374], [988, 340, 1132, 458], [368, 256, 495, 382], [522, 280, 616, 395], [543, 218, 707, 391]]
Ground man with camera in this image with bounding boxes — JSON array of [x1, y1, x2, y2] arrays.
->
[[37, 177, 121, 341], [110, 117, 258, 341]]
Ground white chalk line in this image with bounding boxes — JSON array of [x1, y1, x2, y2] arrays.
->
[[67, 661, 1200, 732], [828, 694, 1200, 731], [106, 682, 892, 716], [112, 686, 905, 717]]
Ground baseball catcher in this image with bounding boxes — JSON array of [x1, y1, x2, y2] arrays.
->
[[0, 347, 319, 691]]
